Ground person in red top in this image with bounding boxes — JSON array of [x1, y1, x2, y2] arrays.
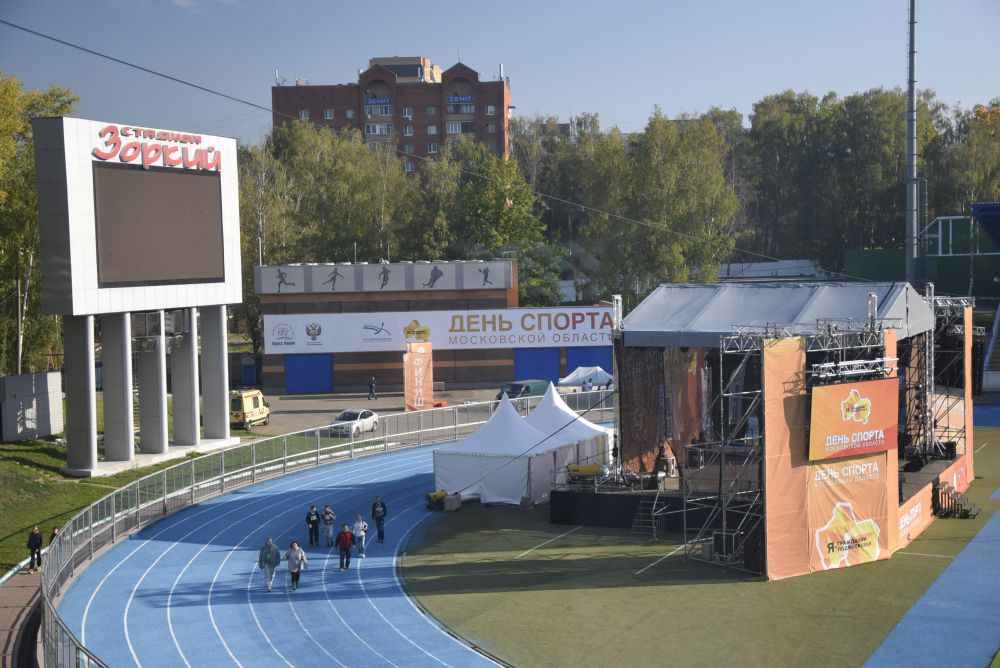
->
[[335, 524, 354, 571]]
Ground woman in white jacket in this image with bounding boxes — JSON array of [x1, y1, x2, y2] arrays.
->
[[283, 540, 308, 591], [352, 515, 368, 558]]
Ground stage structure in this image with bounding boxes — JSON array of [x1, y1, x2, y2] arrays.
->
[[34, 118, 242, 476], [614, 282, 978, 580]]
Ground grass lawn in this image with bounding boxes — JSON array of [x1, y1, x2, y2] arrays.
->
[[401, 429, 1000, 667]]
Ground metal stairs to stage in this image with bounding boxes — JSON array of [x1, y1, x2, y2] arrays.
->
[[628, 496, 667, 540], [935, 482, 980, 519]]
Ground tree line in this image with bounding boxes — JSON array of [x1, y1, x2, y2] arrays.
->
[[1, 68, 998, 371]]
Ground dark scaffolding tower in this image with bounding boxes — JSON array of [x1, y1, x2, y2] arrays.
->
[[928, 288, 977, 458]]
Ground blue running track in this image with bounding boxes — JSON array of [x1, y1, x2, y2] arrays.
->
[[57, 444, 497, 668]]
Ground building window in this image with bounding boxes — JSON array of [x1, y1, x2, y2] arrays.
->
[[428, 143, 438, 154], [427, 124, 437, 136], [446, 103, 476, 114], [346, 109, 356, 119], [298, 109, 309, 120], [485, 104, 496, 116], [364, 123, 392, 136], [403, 106, 413, 119], [486, 123, 496, 134], [403, 143, 414, 154], [324, 108, 334, 120], [365, 104, 392, 118], [426, 105, 437, 117], [446, 121, 462, 134], [366, 141, 379, 149], [461, 121, 476, 133], [487, 140, 497, 152], [404, 161, 414, 173], [404, 125, 414, 136]]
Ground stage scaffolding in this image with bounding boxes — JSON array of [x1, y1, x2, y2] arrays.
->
[[927, 289, 977, 458], [682, 316, 896, 576]]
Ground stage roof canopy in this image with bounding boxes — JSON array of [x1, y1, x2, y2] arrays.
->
[[622, 282, 934, 348]]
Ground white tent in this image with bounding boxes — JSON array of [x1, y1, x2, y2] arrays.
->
[[558, 365, 613, 388], [433, 395, 578, 505], [526, 383, 613, 476]]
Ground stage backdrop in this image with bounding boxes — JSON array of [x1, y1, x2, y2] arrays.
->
[[808, 378, 898, 461]]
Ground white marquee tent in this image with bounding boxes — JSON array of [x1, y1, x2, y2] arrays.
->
[[526, 383, 612, 475], [433, 394, 583, 505], [558, 366, 613, 388]]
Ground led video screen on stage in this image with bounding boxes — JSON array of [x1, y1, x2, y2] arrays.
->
[[808, 378, 898, 461], [94, 163, 225, 287]]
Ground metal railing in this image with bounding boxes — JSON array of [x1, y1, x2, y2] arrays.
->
[[35, 389, 614, 667]]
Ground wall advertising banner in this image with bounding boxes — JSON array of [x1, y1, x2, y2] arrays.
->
[[897, 484, 934, 550], [264, 307, 613, 354], [807, 453, 889, 571], [808, 378, 898, 461], [404, 343, 433, 411]]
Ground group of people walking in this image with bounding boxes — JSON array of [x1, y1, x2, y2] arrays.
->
[[257, 496, 388, 592]]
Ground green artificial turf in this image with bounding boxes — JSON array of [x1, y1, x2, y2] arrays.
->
[[401, 430, 1000, 667]]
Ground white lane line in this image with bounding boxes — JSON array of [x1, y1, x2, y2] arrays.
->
[[356, 501, 451, 667], [389, 510, 502, 666], [635, 544, 685, 575], [206, 455, 429, 666], [515, 525, 583, 559], [81, 455, 370, 644], [975, 442, 989, 453], [897, 551, 955, 559]]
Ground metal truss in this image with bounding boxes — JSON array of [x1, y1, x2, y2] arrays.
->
[[811, 357, 897, 381]]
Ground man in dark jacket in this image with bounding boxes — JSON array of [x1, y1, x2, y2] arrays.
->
[[368, 377, 377, 400], [258, 537, 281, 592], [335, 524, 354, 571], [305, 505, 321, 546], [371, 496, 388, 543], [27, 526, 42, 573]]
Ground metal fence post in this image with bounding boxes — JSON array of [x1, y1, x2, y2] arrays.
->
[[316, 430, 321, 466], [454, 406, 459, 440], [251, 442, 257, 482], [88, 507, 94, 561], [349, 429, 355, 459], [283, 436, 288, 474], [383, 418, 388, 452], [220, 452, 226, 493], [111, 493, 117, 543], [161, 470, 168, 515], [191, 460, 196, 504], [418, 410, 423, 445]]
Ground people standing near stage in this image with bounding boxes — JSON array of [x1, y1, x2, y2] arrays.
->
[[283, 540, 308, 591], [305, 505, 320, 547], [258, 537, 281, 592], [335, 524, 354, 571], [26, 526, 42, 573], [352, 514, 368, 558], [371, 496, 388, 543], [322, 504, 337, 547]]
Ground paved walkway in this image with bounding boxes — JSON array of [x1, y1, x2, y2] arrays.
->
[[0, 569, 39, 668]]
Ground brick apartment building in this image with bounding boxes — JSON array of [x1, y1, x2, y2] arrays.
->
[[271, 56, 513, 169]]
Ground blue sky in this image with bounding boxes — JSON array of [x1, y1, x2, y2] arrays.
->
[[1, 0, 997, 144]]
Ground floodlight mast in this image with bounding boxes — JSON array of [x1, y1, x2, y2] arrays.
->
[[905, 0, 919, 286]]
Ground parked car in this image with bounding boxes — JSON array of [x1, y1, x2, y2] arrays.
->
[[328, 408, 379, 437], [496, 379, 549, 401], [230, 389, 269, 431]]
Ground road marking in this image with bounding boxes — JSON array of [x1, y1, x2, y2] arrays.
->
[[515, 526, 583, 559], [897, 551, 955, 559], [635, 544, 685, 575], [975, 442, 989, 453]]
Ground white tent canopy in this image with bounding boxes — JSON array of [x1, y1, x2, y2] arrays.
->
[[526, 384, 612, 471], [434, 396, 564, 504], [558, 366, 612, 387]]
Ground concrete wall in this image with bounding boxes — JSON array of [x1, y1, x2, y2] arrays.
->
[[0, 372, 64, 441]]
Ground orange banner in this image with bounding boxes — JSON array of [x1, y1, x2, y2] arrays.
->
[[808, 378, 898, 461], [807, 453, 890, 571], [403, 342, 433, 411], [897, 484, 934, 550]]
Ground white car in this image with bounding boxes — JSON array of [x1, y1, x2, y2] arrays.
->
[[328, 409, 379, 437]]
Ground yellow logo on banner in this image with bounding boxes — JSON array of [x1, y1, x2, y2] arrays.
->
[[403, 320, 431, 342], [814, 502, 881, 569], [840, 389, 872, 425]]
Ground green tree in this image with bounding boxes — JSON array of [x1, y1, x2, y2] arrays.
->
[[0, 72, 77, 375]]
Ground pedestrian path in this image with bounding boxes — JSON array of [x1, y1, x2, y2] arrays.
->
[[0, 569, 39, 668], [55, 444, 496, 667]]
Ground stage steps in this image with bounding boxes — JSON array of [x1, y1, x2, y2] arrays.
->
[[628, 498, 667, 540], [935, 482, 980, 519]]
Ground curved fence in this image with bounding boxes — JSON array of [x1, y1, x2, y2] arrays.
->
[[35, 390, 614, 667]]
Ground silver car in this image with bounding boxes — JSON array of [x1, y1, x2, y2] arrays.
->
[[328, 409, 379, 437]]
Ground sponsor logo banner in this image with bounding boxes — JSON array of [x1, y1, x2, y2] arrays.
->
[[807, 453, 889, 571], [404, 342, 433, 411], [264, 307, 613, 354], [808, 378, 898, 461]]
